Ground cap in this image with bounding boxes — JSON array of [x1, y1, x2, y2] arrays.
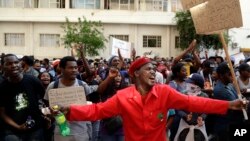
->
[[186, 73, 205, 88], [129, 57, 151, 77]]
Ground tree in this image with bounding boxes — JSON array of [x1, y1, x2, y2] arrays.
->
[[62, 17, 107, 57], [174, 11, 230, 50]]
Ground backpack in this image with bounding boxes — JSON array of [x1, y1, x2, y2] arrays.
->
[[53, 79, 84, 88]]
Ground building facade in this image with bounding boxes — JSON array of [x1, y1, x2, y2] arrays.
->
[[0, 0, 183, 59]]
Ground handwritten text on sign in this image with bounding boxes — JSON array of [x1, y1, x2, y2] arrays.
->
[[48, 86, 86, 107], [190, 0, 242, 34], [110, 37, 131, 58], [181, 0, 208, 9]]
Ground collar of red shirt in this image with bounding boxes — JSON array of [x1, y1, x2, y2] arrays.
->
[[128, 85, 159, 99]]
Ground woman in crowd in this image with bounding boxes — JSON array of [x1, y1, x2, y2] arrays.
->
[[168, 62, 188, 141], [97, 67, 129, 141], [38, 71, 53, 90], [38, 71, 54, 141]]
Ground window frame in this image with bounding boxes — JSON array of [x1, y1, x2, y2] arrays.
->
[[110, 34, 129, 42], [39, 33, 61, 47], [143, 35, 161, 48], [4, 33, 25, 47]]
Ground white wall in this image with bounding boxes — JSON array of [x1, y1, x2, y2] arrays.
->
[[228, 0, 250, 50]]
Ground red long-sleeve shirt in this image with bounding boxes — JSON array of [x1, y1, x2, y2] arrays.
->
[[67, 84, 229, 141]]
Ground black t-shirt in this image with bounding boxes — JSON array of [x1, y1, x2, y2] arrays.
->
[[0, 75, 45, 132]]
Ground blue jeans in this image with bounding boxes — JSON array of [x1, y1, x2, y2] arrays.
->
[[4, 128, 44, 141], [100, 134, 124, 141], [92, 120, 100, 141]]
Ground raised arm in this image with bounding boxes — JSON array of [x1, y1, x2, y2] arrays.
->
[[97, 67, 119, 95], [173, 39, 196, 66], [191, 49, 201, 70], [117, 48, 125, 70]]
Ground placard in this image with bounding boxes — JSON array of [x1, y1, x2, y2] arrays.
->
[[190, 0, 243, 34], [181, 0, 208, 9], [48, 86, 86, 107], [110, 37, 131, 58]]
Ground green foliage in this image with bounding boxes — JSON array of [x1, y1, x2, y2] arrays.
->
[[62, 17, 107, 56], [174, 11, 230, 50]]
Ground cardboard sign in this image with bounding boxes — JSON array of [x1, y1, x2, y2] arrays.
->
[[190, 0, 243, 34], [110, 37, 131, 58], [181, 0, 208, 9], [48, 86, 86, 107]]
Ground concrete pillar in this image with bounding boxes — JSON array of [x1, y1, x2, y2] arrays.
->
[[65, 0, 70, 9], [168, 0, 172, 12]]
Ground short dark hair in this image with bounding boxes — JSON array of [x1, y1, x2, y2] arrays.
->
[[38, 71, 53, 82], [22, 56, 34, 66], [239, 63, 250, 73], [171, 62, 185, 79], [216, 62, 230, 75], [1, 54, 18, 66], [43, 58, 49, 65], [59, 56, 76, 69]]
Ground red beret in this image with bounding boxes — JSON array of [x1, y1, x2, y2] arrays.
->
[[129, 57, 151, 77]]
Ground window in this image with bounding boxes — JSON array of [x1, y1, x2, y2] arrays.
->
[[106, 0, 134, 10], [139, 0, 168, 11], [0, 0, 37, 8], [71, 0, 100, 9], [143, 36, 161, 48], [171, 0, 182, 12], [110, 35, 129, 42], [175, 36, 180, 48], [40, 34, 60, 47], [4, 33, 25, 46], [39, 0, 64, 8]]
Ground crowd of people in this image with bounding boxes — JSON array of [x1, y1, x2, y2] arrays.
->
[[0, 40, 249, 141]]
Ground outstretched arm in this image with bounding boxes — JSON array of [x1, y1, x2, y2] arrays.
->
[[66, 94, 121, 121], [167, 87, 246, 115]]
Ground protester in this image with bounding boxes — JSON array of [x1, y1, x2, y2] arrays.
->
[[21, 56, 39, 78], [97, 67, 129, 141], [173, 73, 209, 141], [55, 57, 246, 141], [0, 54, 45, 141], [212, 62, 245, 141], [44, 56, 98, 141], [168, 62, 188, 140], [38, 71, 55, 141], [38, 71, 53, 90], [237, 63, 250, 98]]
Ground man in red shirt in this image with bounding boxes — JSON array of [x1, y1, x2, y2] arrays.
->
[[61, 57, 246, 141]]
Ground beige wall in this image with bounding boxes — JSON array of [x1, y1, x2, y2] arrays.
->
[[0, 22, 181, 60], [0, 22, 70, 59]]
